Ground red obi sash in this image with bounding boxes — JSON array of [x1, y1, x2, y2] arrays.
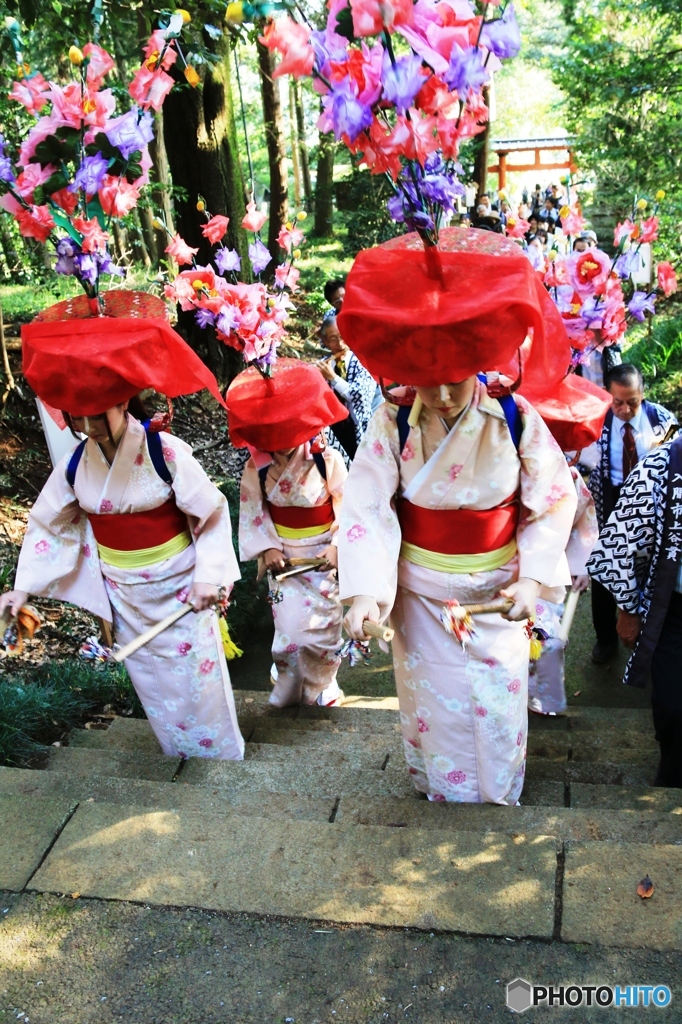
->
[[87, 498, 189, 551], [397, 496, 519, 555], [267, 498, 334, 530]]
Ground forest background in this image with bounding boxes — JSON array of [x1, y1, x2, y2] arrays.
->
[[0, 0, 681, 760]]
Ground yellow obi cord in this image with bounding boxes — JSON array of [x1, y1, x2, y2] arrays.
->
[[400, 538, 517, 574], [220, 618, 243, 660], [98, 531, 191, 569], [274, 521, 333, 539]]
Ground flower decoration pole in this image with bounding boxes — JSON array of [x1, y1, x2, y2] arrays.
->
[[256, 0, 521, 245], [0, 13, 197, 313], [163, 201, 307, 377]]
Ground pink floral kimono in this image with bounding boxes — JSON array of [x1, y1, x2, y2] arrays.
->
[[338, 379, 577, 804], [239, 444, 347, 707], [14, 416, 244, 760]]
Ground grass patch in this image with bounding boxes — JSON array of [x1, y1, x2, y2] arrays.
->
[[623, 305, 682, 420], [0, 659, 143, 768]]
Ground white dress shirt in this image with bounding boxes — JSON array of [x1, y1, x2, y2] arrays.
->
[[609, 406, 655, 486]]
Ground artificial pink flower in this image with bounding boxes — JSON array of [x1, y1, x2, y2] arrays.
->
[[277, 223, 305, 252], [201, 215, 230, 245], [14, 163, 56, 202], [49, 82, 116, 129], [83, 43, 116, 86], [142, 30, 178, 71], [260, 16, 315, 79], [505, 216, 529, 239], [241, 201, 267, 233], [657, 261, 678, 297], [128, 66, 174, 111], [639, 216, 659, 244], [98, 175, 141, 218], [560, 204, 586, 236], [16, 204, 55, 243], [613, 219, 635, 246], [8, 73, 51, 115], [274, 264, 300, 291], [73, 215, 109, 253], [350, 0, 414, 38], [165, 234, 199, 266], [566, 247, 612, 297]]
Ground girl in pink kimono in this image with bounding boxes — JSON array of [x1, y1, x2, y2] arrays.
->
[[226, 359, 349, 708], [0, 291, 244, 761], [337, 229, 579, 804]]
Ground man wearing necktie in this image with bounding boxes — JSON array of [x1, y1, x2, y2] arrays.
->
[[588, 364, 677, 662]]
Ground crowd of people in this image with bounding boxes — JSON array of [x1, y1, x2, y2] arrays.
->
[[1, 206, 680, 803]]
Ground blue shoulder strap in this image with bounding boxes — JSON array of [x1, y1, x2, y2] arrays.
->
[[258, 464, 269, 485], [65, 439, 87, 488], [396, 387, 522, 453], [142, 421, 173, 485], [312, 451, 327, 480]]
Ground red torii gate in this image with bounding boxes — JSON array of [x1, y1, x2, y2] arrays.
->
[[488, 137, 577, 190]]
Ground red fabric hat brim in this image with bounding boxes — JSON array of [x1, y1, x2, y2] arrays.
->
[[22, 315, 225, 416], [521, 374, 611, 452], [337, 228, 571, 394], [226, 358, 349, 451]]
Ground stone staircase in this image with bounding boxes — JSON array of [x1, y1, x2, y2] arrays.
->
[[1, 692, 681, 951]]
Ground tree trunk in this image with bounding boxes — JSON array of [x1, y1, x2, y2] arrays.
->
[[162, 38, 249, 384], [138, 205, 159, 265], [130, 210, 151, 268], [293, 80, 312, 210], [314, 132, 335, 237], [289, 80, 301, 208], [0, 222, 20, 276], [257, 39, 289, 271], [473, 87, 491, 202], [149, 107, 175, 253]]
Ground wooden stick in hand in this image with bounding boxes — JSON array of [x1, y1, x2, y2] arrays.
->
[[112, 605, 193, 663], [362, 620, 394, 642], [446, 599, 514, 621]]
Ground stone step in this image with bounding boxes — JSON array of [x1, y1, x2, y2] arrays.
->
[[46, 745, 181, 782], [247, 724, 402, 755], [0, 766, 334, 822], [27, 802, 558, 938], [245, 742, 386, 770], [571, 782, 682, 813], [565, 707, 653, 731], [526, 757, 657, 787]]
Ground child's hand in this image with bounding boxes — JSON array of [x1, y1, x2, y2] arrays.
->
[[0, 590, 29, 618], [571, 575, 589, 593], [320, 544, 338, 570], [263, 548, 286, 573], [188, 583, 219, 611]]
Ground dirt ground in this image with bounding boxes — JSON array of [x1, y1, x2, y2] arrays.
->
[[0, 892, 679, 1024]]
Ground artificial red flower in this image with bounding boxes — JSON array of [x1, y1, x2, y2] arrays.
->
[[73, 215, 109, 252], [567, 247, 612, 297], [82, 43, 116, 86], [260, 16, 314, 80], [128, 66, 175, 111], [613, 219, 635, 246], [8, 73, 50, 115], [98, 175, 141, 217], [349, 0, 414, 37], [165, 233, 199, 266], [51, 188, 79, 215], [201, 215, 230, 245], [657, 261, 678, 297], [639, 216, 659, 244], [16, 204, 55, 243]]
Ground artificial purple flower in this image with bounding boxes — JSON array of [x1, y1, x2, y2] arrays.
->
[[407, 209, 435, 232], [69, 152, 110, 195], [614, 248, 642, 280], [387, 193, 408, 223], [214, 247, 241, 274], [421, 172, 465, 213], [381, 51, 425, 115], [627, 290, 656, 322], [579, 296, 604, 329], [443, 45, 489, 100], [479, 4, 522, 60], [216, 304, 240, 335], [54, 236, 79, 276], [0, 133, 15, 183], [73, 252, 98, 287], [248, 239, 272, 275], [195, 308, 216, 328], [95, 250, 125, 277], [105, 108, 155, 159], [320, 81, 373, 143]]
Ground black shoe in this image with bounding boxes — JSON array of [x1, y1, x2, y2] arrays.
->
[[591, 641, 618, 664]]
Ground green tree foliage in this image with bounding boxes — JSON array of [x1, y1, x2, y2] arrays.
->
[[553, 0, 682, 256]]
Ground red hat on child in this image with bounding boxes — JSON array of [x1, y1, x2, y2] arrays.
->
[[337, 227, 570, 394], [520, 373, 611, 452], [22, 290, 225, 416], [226, 358, 349, 451]]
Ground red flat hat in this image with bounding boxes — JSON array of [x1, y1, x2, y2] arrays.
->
[[22, 291, 225, 416], [337, 227, 570, 393], [520, 373, 611, 452], [226, 358, 348, 451]]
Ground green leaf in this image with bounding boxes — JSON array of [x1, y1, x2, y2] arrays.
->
[[52, 0, 62, 12], [49, 206, 83, 245], [85, 195, 106, 231]]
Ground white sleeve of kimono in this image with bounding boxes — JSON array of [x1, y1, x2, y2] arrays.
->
[[337, 404, 401, 616], [565, 467, 599, 577], [166, 438, 240, 589], [515, 397, 578, 587], [323, 447, 348, 547], [238, 458, 282, 562], [14, 452, 111, 617]]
